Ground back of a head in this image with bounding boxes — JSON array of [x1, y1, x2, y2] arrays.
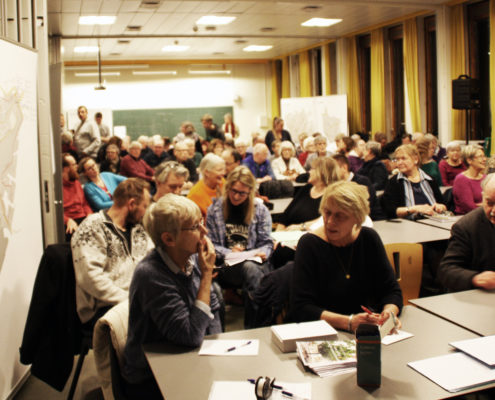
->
[[312, 156, 340, 186], [366, 141, 382, 157], [342, 137, 355, 152], [155, 161, 189, 183], [199, 153, 224, 174], [415, 136, 432, 162], [113, 178, 150, 208]]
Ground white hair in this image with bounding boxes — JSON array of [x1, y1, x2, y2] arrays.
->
[[253, 143, 269, 155], [199, 153, 225, 173]]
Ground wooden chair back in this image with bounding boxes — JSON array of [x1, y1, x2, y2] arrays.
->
[[384, 243, 423, 305]]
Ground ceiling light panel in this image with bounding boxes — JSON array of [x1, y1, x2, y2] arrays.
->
[[75, 72, 121, 77], [301, 18, 342, 27], [243, 45, 273, 52], [196, 16, 236, 25], [79, 16, 116, 25]]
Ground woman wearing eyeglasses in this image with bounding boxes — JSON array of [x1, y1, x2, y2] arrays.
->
[[206, 166, 273, 327], [453, 145, 487, 215]]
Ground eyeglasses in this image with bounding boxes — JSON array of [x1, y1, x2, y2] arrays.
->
[[230, 188, 250, 197], [181, 220, 204, 231]]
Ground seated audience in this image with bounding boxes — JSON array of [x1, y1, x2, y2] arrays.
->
[[242, 143, 275, 184], [305, 135, 332, 170], [358, 141, 389, 191], [235, 138, 249, 160], [295, 132, 308, 158], [61, 131, 78, 161], [271, 141, 305, 181], [79, 157, 126, 211], [382, 144, 446, 219], [71, 178, 153, 326], [153, 161, 189, 202], [222, 112, 239, 138], [137, 136, 152, 160], [120, 141, 155, 183], [453, 144, 486, 215], [428, 134, 447, 163], [100, 143, 121, 174], [123, 194, 220, 398], [221, 148, 242, 176], [208, 138, 225, 156], [206, 166, 273, 327], [298, 136, 315, 167], [183, 137, 202, 168], [439, 141, 466, 186], [269, 139, 282, 162], [187, 153, 226, 217], [143, 136, 170, 168], [265, 117, 292, 154], [416, 136, 443, 187], [171, 141, 199, 185], [327, 133, 345, 154], [341, 136, 363, 173], [97, 136, 122, 163], [290, 181, 403, 331], [175, 121, 202, 154], [438, 173, 495, 292], [62, 153, 92, 240]]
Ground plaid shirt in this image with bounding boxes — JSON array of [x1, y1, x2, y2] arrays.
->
[[206, 197, 274, 258]]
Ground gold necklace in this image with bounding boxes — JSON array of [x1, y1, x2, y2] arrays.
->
[[332, 243, 354, 279]]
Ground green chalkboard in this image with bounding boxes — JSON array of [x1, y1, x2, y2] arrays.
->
[[113, 106, 233, 140]]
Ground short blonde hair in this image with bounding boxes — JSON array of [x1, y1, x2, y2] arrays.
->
[[319, 181, 369, 226], [311, 156, 340, 186], [280, 140, 295, 156], [394, 144, 419, 162], [462, 144, 484, 164], [143, 193, 201, 248]]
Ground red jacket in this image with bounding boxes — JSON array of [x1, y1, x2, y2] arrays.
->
[[62, 179, 92, 224], [119, 155, 154, 182]]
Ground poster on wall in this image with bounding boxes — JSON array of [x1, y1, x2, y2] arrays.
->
[[0, 38, 42, 398], [281, 95, 348, 143]]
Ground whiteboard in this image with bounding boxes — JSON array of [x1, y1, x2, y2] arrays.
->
[[0, 38, 42, 399], [281, 95, 348, 143]]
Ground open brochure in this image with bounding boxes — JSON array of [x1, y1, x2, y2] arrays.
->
[[296, 340, 357, 378]]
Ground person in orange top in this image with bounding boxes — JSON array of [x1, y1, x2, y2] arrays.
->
[[187, 153, 226, 217]]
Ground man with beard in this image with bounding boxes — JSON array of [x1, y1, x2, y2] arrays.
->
[[62, 153, 92, 241], [71, 178, 154, 326]]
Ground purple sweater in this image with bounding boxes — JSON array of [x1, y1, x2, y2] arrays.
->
[[452, 173, 485, 215], [439, 160, 466, 186]]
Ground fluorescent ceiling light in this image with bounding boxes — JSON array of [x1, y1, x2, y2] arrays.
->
[[79, 16, 116, 25], [301, 18, 342, 27], [196, 15, 236, 25], [75, 72, 121, 77], [243, 45, 272, 52], [74, 46, 99, 53], [188, 70, 231, 75], [132, 70, 177, 76], [162, 45, 190, 52], [65, 64, 149, 71]]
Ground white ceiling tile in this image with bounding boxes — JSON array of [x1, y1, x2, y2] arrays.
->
[[62, 0, 82, 13], [47, 0, 62, 13], [81, 0, 102, 14], [99, 0, 122, 14], [119, 1, 141, 12]]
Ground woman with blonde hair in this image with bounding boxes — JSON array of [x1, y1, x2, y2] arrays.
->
[[291, 181, 402, 332], [206, 166, 273, 327]]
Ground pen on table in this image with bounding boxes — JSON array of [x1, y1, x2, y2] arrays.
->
[[361, 305, 376, 315], [225, 340, 252, 352], [246, 380, 308, 400]]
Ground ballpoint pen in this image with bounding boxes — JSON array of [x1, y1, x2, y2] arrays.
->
[[225, 340, 252, 352]]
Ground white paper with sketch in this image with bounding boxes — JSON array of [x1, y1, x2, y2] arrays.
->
[[208, 381, 311, 400], [199, 339, 259, 356], [450, 335, 495, 366], [408, 352, 495, 392], [381, 330, 413, 345]]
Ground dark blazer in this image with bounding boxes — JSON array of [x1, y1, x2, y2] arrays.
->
[[20, 244, 82, 391], [358, 157, 389, 191]]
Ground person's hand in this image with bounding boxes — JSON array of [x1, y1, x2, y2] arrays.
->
[[379, 309, 402, 331], [433, 203, 447, 213], [66, 218, 78, 234], [415, 204, 435, 216], [198, 236, 215, 275], [472, 271, 495, 290], [254, 252, 267, 262], [350, 312, 381, 331]]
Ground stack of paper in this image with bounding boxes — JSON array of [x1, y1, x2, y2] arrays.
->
[[271, 320, 337, 353], [449, 335, 495, 366], [270, 230, 305, 249], [296, 340, 357, 377]]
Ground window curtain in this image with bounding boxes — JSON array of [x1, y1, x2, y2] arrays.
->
[[403, 18, 422, 133], [491, 0, 495, 155], [371, 29, 386, 133], [281, 56, 290, 98], [322, 44, 332, 95], [346, 37, 362, 134], [299, 50, 312, 97], [451, 4, 467, 141], [271, 61, 281, 118]]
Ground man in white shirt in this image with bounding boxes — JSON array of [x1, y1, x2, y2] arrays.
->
[[73, 105, 101, 158]]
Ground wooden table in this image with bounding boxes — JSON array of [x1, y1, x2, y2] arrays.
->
[[410, 289, 495, 336], [373, 219, 451, 244], [144, 306, 494, 400]]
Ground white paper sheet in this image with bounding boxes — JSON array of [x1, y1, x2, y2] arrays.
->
[[199, 339, 259, 356], [450, 335, 495, 366], [224, 250, 263, 266], [408, 352, 495, 393], [381, 330, 413, 345], [208, 381, 311, 400]]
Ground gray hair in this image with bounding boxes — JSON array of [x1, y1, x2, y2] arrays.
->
[[152, 136, 164, 146], [129, 141, 142, 150], [199, 153, 225, 173], [280, 140, 295, 156], [446, 141, 462, 152], [482, 173, 495, 191], [365, 140, 382, 157], [235, 138, 248, 147], [155, 161, 189, 183], [303, 136, 315, 150], [143, 193, 201, 248], [253, 143, 269, 155], [314, 135, 327, 145], [183, 138, 195, 147]]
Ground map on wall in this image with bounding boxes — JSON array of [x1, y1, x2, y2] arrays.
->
[[281, 95, 348, 143]]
